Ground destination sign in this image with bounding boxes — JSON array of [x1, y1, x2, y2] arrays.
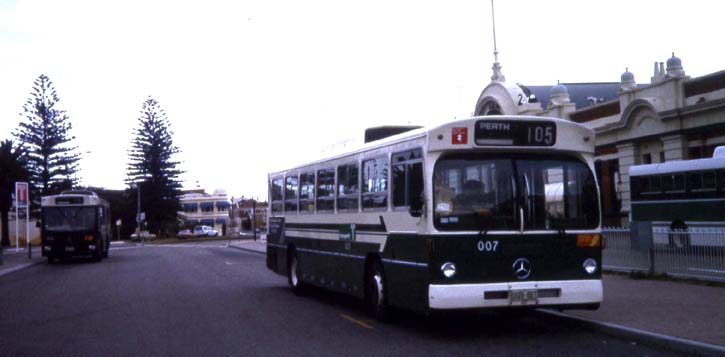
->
[[55, 196, 84, 205], [474, 120, 556, 147]]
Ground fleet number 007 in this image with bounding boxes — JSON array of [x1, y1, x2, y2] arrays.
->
[[477, 240, 499, 252]]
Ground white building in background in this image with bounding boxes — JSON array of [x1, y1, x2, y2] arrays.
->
[[178, 189, 230, 234], [474, 53, 725, 226]]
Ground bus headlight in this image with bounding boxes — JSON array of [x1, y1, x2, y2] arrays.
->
[[583, 258, 597, 274], [441, 262, 457, 278]]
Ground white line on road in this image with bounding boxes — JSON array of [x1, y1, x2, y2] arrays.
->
[[687, 267, 725, 274]]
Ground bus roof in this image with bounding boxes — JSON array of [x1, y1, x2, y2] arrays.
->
[[630, 155, 725, 177], [269, 115, 595, 176]]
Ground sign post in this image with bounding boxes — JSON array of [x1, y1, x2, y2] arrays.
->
[[116, 219, 122, 241], [15, 182, 29, 257]]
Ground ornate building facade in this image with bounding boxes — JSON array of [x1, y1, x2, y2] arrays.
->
[[474, 54, 725, 226]]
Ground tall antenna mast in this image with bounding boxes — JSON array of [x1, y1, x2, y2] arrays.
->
[[491, 0, 498, 63], [490, 0, 505, 82]]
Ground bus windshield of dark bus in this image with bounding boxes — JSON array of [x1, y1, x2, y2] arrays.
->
[[43, 206, 97, 232], [433, 154, 599, 231]]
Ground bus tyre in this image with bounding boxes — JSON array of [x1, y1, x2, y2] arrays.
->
[[669, 220, 690, 249], [366, 260, 390, 322], [288, 250, 306, 295], [47, 255, 55, 264]]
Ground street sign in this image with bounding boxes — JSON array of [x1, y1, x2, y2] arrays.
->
[[15, 182, 28, 207], [116, 219, 122, 226], [136, 212, 145, 223]]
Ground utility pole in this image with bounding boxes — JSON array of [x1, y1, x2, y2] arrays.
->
[[137, 182, 141, 236], [252, 199, 257, 241]]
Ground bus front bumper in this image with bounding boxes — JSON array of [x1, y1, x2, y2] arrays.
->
[[429, 279, 602, 310]]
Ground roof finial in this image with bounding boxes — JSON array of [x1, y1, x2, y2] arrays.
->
[[489, 0, 505, 82]]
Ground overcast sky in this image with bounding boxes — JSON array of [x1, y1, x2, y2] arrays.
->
[[1, 0, 722, 201]]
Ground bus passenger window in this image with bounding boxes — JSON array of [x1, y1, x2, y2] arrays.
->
[[362, 157, 388, 209], [337, 164, 359, 211], [299, 173, 315, 213], [392, 149, 423, 208], [271, 178, 283, 213], [703, 172, 716, 190], [316, 169, 335, 211], [285, 176, 299, 213]]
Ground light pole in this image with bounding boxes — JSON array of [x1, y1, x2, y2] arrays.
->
[[136, 181, 142, 241]]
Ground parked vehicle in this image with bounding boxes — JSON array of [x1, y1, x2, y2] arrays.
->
[[177, 229, 195, 239], [130, 230, 156, 241], [193, 225, 219, 237]]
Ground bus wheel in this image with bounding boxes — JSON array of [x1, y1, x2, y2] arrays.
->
[[47, 255, 55, 264], [366, 260, 390, 322], [669, 220, 690, 249], [288, 250, 306, 295]]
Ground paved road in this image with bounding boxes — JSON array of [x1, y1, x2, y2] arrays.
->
[[0, 242, 680, 356]]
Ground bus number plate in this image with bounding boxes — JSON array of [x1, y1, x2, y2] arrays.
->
[[509, 289, 538, 305]]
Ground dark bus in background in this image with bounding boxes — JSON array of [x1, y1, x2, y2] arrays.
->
[[41, 191, 111, 263], [629, 146, 725, 247]]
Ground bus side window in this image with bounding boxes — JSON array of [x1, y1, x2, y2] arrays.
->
[[392, 148, 423, 208], [703, 172, 716, 190], [687, 172, 702, 191], [316, 169, 335, 212], [271, 177, 284, 213], [408, 162, 424, 215], [337, 164, 359, 211], [362, 157, 388, 209], [299, 172, 315, 213], [285, 175, 299, 213]]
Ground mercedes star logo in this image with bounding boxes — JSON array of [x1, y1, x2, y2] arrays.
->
[[512, 258, 532, 280]]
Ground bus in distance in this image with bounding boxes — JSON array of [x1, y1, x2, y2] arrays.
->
[[266, 116, 602, 319], [41, 190, 111, 263]]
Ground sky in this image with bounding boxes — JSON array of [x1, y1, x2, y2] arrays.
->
[[1, 0, 723, 201]]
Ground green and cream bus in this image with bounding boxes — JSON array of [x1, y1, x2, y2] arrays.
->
[[41, 190, 111, 263], [266, 116, 603, 319], [629, 146, 725, 247]]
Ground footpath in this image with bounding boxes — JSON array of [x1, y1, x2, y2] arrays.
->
[[227, 238, 724, 355]]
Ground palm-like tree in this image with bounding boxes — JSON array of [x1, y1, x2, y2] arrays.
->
[[0, 140, 30, 247]]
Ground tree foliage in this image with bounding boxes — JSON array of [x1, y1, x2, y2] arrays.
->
[[0, 140, 30, 247], [14, 74, 80, 212], [126, 97, 183, 236]]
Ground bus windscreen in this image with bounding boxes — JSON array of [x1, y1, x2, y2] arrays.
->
[[433, 154, 599, 231], [43, 206, 97, 232]]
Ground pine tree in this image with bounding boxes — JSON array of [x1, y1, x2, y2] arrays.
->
[[126, 96, 183, 236], [0, 140, 30, 247], [14, 74, 80, 213]]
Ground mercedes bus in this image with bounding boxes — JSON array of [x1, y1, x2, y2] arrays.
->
[[41, 190, 111, 263], [266, 116, 602, 319]]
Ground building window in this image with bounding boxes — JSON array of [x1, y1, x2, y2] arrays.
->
[[337, 163, 359, 211], [659, 152, 665, 163], [642, 153, 652, 164], [362, 157, 388, 209]]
